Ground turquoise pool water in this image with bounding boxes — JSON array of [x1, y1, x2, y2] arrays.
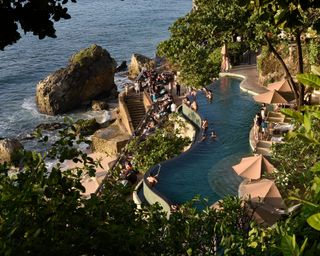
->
[[155, 77, 260, 206]]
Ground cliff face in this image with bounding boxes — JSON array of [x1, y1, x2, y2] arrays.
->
[[36, 44, 117, 115], [257, 45, 311, 86]]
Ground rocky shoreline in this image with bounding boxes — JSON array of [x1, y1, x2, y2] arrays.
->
[[0, 44, 166, 167]]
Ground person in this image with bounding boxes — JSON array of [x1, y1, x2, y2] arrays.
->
[[260, 103, 266, 120], [201, 133, 206, 142], [170, 102, 177, 113], [147, 174, 158, 186], [206, 89, 213, 100], [191, 100, 198, 111], [261, 119, 268, 140], [202, 119, 209, 131], [176, 82, 181, 96], [211, 131, 217, 139], [254, 113, 262, 140], [134, 81, 140, 95], [170, 204, 179, 212], [125, 83, 129, 95]]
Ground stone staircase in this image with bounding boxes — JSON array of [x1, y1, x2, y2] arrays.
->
[[125, 93, 146, 130]]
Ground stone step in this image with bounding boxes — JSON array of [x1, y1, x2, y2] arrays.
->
[[124, 94, 146, 131]]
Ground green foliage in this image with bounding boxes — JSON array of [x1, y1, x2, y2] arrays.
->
[[157, 0, 248, 87], [272, 74, 320, 254], [308, 39, 320, 66], [307, 213, 320, 231], [127, 116, 191, 173], [70, 44, 100, 66], [297, 73, 320, 90], [281, 234, 308, 256], [72, 118, 100, 136], [0, 0, 76, 50]]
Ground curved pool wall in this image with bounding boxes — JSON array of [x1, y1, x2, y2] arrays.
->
[[153, 77, 260, 207], [142, 104, 202, 215]]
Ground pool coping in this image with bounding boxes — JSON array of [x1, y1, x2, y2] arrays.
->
[[134, 104, 203, 216], [135, 66, 264, 212]]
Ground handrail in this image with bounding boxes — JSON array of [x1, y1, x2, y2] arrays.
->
[[141, 104, 203, 216], [95, 92, 154, 195]]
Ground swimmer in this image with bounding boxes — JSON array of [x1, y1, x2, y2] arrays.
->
[[147, 175, 158, 186], [211, 131, 217, 139], [201, 133, 206, 142]]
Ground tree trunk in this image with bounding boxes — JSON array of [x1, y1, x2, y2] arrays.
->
[[296, 31, 305, 107], [265, 36, 300, 107]]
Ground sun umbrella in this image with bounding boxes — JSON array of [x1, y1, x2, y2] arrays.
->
[[238, 179, 285, 209], [246, 202, 282, 226], [232, 154, 275, 180], [267, 80, 292, 92], [253, 90, 291, 104]]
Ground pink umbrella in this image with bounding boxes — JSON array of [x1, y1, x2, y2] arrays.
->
[[232, 154, 275, 180], [267, 80, 292, 92]]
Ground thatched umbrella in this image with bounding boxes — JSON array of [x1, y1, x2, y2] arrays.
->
[[267, 80, 292, 92], [238, 179, 285, 209], [253, 90, 293, 104], [232, 154, 275, 180]]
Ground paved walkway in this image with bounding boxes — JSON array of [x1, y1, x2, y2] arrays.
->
[[221, 64, 268, 95]]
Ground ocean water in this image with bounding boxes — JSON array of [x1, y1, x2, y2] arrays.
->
[[0, 0, 191, 146]]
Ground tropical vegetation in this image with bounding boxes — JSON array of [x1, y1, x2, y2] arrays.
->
[[0, 0, 76, 50], [1, 0, 320, 255], [158, 0, 320, 107]]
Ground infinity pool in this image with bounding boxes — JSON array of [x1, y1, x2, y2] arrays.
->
[[155, 77, 260, 206]]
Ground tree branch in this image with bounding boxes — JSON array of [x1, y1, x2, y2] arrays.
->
[[265, 35, 300, 107]]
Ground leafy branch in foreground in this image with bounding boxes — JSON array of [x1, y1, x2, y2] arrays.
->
[[0, 0, 77, 50]]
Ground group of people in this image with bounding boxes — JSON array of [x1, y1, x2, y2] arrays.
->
[[253, 103, 268, 140], [135, 68, 181, 97], [120, 67, 218, 197], [120, 72, 180, 186], [203, 87, 213, 100], [201, 118, 217, 141], [120, 159, 139, 186]]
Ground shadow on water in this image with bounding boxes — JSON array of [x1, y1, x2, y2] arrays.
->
[[155, 77, 260, 207]]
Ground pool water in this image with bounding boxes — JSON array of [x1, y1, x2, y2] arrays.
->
[[155, 77, 260, 206]]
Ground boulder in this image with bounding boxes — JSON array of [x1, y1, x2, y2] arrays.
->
[[73, 118, 101, 136], [35, 122, 66, 131], [92, 100, 109, 111], [0, 138, 23, 164], [128, 53, 155, 78], [36, 44, 117, 115], [116, 61, 128, 72]]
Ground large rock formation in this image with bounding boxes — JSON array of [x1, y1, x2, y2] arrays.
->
[[36, 44, 117, 115], [128, 53, 155, 78], [0, 138, 23, 164]]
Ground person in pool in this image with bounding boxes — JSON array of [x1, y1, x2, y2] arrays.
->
[[202, 119, 209, 131], [201, 133, 207, 142], [211, 131, 217, 139]]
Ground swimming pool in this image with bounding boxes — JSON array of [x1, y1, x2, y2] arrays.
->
[[155, 77, 260, 206]]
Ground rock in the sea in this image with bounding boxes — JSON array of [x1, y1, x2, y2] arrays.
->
[[0, 138, 23, 164], [35, 122, 66, 131], [92, 100, 109, 111], [116, 61, 128, 72], [128, 53, 155, 78], [73, 118, 101, 136], [36, 44, 117, 115]]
